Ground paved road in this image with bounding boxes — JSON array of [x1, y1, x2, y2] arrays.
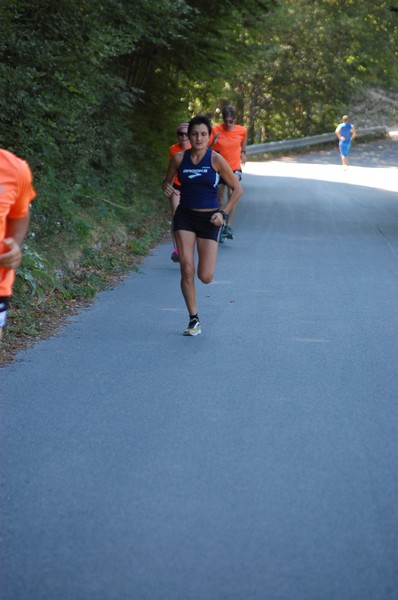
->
[[1, 138, 398, 599]]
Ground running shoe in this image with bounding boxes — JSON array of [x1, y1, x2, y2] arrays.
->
[[223, 225, 234, 239], [183, 317, 201, 336], [171, 249, 180, 262]]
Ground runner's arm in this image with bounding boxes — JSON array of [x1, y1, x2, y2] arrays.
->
[[212, 153, 243, 214], [162, 153, 183, 198], [208, 131, 220, 149], [335, 124, 343, 139], [240, 131, 248, 165], [0, 213, 30, 270]]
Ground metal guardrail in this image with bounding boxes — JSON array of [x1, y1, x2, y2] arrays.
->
[[245, 126, 389, 156]]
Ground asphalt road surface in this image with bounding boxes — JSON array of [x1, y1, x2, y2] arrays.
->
[[1, 137, 398, 600]]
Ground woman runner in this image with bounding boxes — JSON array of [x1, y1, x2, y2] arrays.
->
[[162, 114, 242, 336]]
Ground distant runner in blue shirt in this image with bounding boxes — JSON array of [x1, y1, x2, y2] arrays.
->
[[335, 115, 357, 168]]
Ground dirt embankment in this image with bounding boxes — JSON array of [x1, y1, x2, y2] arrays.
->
[[350, 88, 398, 129]]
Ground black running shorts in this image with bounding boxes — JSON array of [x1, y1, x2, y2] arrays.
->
[[173, 206, 222, 241]]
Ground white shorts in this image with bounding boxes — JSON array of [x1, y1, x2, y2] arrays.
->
[[0, 297, 10, 329]]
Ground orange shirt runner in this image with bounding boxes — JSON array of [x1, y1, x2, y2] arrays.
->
[[211, 123, 247, 172], [0, 149, 36, 296]]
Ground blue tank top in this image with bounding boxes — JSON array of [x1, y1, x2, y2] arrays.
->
[[339, 123, 353, 141], [178, 148, 219, 209]]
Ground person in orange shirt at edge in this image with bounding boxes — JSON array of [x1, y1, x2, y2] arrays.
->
[[166, 123, 191, 263], [0, 148, 36, 341], [210, 105, 247, 242]]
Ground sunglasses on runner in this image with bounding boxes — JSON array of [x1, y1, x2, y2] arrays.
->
[[177, 131, 188, 136]]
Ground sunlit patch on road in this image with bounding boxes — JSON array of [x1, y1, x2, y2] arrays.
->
[[244, 161, 398, 193]]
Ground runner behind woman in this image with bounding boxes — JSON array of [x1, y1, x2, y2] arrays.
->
[[167, 123, 191, 262], [211, 105, 247, 241], [162, 115, 242, 336]]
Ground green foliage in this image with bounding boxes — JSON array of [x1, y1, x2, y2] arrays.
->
[[13, 245, 56, 305], [179, 0, 398, 141]]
